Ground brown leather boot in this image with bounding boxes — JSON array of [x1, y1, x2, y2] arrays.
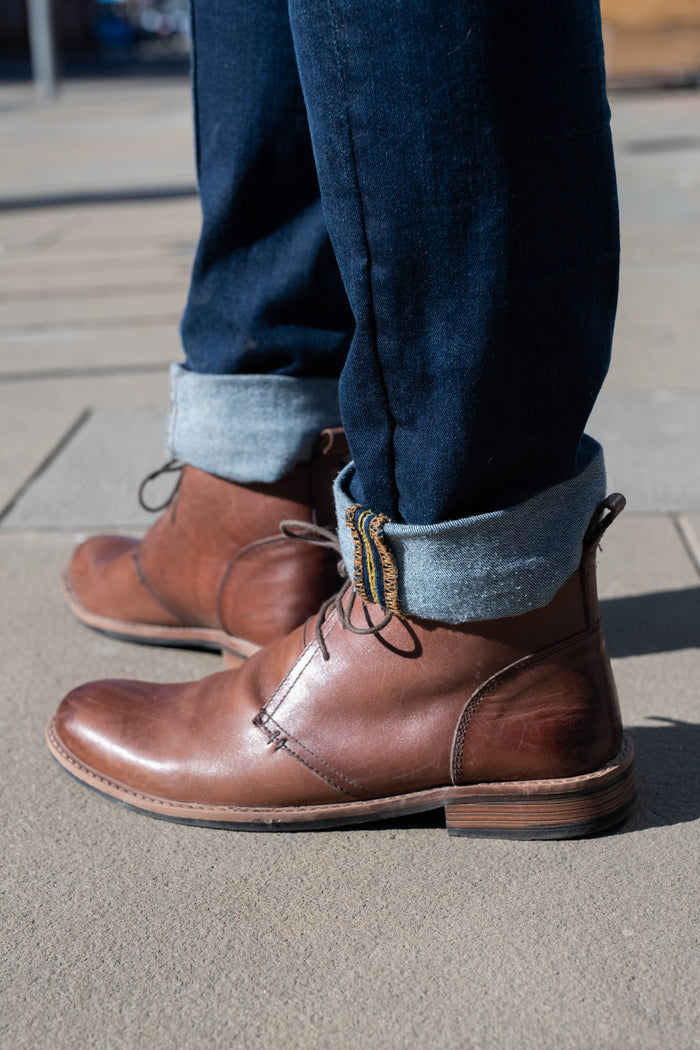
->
[[48, 495, 635, 839], [62, 427, 349, 663]]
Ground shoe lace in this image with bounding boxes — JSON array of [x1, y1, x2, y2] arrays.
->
[[138, 459, 185, 513], [279, 520, 393, 661]]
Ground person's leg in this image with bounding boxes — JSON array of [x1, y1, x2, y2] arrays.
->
[[49, 0, 636, 838], [173, 0, 352, 483], [287, 0, 619, 621], [63, 0, 353, 658]]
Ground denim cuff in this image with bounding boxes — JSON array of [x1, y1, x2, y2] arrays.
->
[[334, 436, 607, 623], [166, 364, 341, 483]]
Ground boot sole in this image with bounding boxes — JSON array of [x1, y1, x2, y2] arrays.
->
[[46, 721, 636, 840], [62, 571, 260, 666]]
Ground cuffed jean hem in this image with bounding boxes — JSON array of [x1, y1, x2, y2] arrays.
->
[[333, 435, 607, 623], [166, 364, 342, 483]]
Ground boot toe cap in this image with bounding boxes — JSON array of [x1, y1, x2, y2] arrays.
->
[[51, 677, 157, 777], [64, 535, 182, 629], [48, 676, 193, 804], [64, 535, 140, 617]]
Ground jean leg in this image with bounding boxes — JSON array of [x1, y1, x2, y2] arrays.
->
[[288, 0, 619, 618], [182, 0, 351, 378], [170, 0, 353, 482], [288, 0, 619, 525]]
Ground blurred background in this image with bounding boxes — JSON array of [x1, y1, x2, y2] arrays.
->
[[1, 0, 190, 78], [3, 0, 700, 83], [603, 0, 700, 86]]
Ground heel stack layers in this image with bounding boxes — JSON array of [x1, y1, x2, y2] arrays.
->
[[445, 735, 635, 839]]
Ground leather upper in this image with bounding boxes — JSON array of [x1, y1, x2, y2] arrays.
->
[[65, 428, 349, 647], [53, 502, 624, 810]]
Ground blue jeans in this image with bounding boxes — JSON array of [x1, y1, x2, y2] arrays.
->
[[172, 0, 619, 622]]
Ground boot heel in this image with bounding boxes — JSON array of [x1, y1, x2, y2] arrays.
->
[[444, 736, 635, 839]]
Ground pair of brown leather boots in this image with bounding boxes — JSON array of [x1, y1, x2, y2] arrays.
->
[[47, 429, 635, 838]]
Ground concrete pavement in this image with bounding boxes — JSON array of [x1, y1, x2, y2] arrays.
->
[[0, 79, 698, 1050]]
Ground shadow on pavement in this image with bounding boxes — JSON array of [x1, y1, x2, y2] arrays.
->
[[602, 588, 700, 657], [0, 184, 198, 212], [623, 717, 700, 833]]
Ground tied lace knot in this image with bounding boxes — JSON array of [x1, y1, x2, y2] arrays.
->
[[280, 520, 394, 661]]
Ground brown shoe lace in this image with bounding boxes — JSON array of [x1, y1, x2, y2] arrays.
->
[[280, 520, 393, 661], [138, 459, 185, 513]]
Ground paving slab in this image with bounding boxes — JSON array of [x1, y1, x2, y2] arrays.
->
[[617, 167, 700, 226], [588, 390, 700, 511], [0, 325, 178, 376], [0, 198, 196, 284], [0, 405, 84, 518], [1, 260, 191, 296], [4, 386, 697, 532], [597, 514, 700, 659], [619, 220, 700, 265], [43, 197, 200, 241], [608, 262, 700, 392], [0, 525, 697, 1050], [3, 237, 195, 263], [0, 81, 195, 200], [677, 514, 700, 576], [0, 289, 184, 330], [0, 197, 195, 381], [0, 370, 169, 415], [607, 90, 700, 395], [598, 513, 698, 597], [612, 89, 700, 143], [0, 208, 78, 250], [0, 201, 183, 245], [0, 406, 167, 531]]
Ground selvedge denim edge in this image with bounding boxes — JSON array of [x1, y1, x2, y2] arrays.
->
[[334, 436, 607, 624], [166, 364, 341, 482]]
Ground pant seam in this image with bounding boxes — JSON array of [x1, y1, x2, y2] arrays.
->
[[188, 2, 202, 184], [325, 0, 400, 516]]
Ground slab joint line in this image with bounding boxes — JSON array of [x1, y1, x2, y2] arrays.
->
[[674, 514, 700, 581], [0, 409, 92, 526], [0, 363, 168, 383]]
